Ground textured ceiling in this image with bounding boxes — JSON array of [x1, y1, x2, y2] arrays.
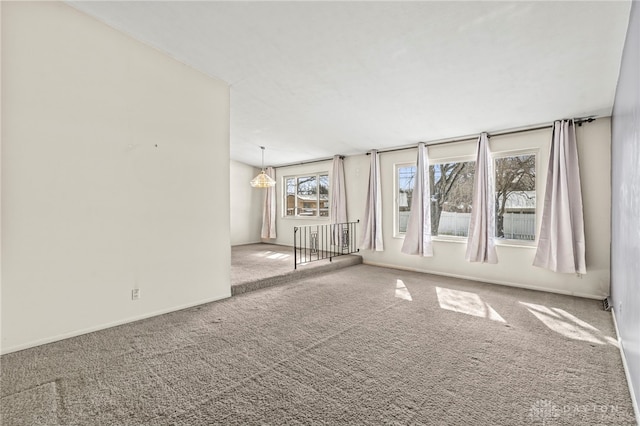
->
[[68, 1, 631, 167]]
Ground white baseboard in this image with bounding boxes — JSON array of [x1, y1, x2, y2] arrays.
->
[[611, 309, 640, 425], [232, 240, 264, 246], [362, 260, 604, 300], [1, 292, 231, 355]]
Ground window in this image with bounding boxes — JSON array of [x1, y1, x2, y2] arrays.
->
[[431, 161, 475, 237], [396, 160, 475, 237], [397, 165, 415, 233], [396, 149, 537, 243], [494, 153, 536, 241], [284, 173, 329, 218]]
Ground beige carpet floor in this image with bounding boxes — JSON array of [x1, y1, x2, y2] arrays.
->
[[231, 243, 361, 295], [1, 264, 636, 425], [231, 243, 304, 284]]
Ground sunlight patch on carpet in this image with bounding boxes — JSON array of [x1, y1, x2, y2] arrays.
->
[[256, 251, 291, 260], [436, 287, 506, 322], [520, 302, 617, 346], [395, 279, 412, 301]]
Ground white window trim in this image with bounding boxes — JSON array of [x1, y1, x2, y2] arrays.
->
[[394, 157, 476, 242], [281, 172, 330, 220], [492, 148, 539, 247], [393, 151, 539, 247], [431, 154, 476, 165], [394, 162, 414, 238], [430, 155, 476, 242]]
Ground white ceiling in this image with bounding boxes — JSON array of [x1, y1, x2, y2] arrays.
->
[[68, 1, 631, 168]]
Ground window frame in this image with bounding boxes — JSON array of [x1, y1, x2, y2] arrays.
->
[[491, 148, 539, 247], [394, 162, 416, 238], [394, 149, 540, 247], [394, 155, 476, 241], [429, 155, 476, 242], [282, 171, 330, 220]]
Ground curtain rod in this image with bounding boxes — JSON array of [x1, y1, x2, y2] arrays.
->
[[272, 116, 598, 167], [273, 155, 343, 169], [366, 116, 598, 156]]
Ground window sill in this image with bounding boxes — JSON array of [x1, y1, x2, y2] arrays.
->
[[494, 239, 537, 249], [432, 236, 468, 243], [282, 216, 330, 221], [394, 234, 468, 243], [395, 234, 537, 248]]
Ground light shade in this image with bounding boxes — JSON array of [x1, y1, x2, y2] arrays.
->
[[251, 146, 276, 188], [250, 170, 276, 188]]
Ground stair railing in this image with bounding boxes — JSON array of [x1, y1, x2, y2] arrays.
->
[[293, 220, 359, 270]]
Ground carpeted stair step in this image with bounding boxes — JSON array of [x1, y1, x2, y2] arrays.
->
[[231, 254, 362, 296]]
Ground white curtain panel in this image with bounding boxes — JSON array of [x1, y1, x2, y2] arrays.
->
[[533, 120, 586, 274], [260, 166, 277, 239], [361, 150, 384, 251], [465, 132, 498, 264], [330, 155, 348, 247], [401, 143, 433, 256]]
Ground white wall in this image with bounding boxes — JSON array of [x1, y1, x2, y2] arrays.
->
[[273, 119, 611, 299], [1, 2, 231, 354], [230, 160, 263, 245], [611, 0, 640, 413]]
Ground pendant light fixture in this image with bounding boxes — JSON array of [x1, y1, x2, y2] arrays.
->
[[250, 146, 276, 188]]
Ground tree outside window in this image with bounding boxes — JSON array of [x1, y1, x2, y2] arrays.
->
[[494, 154, 536, 241], [430, 161, 475, 236], [397, 153, 536, 240], [396, 161, 475, 237]]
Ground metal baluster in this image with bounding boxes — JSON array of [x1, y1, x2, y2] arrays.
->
[[294, 227, 298, 269]]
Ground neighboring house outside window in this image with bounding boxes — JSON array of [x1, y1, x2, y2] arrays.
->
[[284, 173, 329, 218]]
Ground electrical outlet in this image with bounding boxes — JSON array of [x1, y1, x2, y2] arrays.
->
[[131, 289, 141, 300]]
